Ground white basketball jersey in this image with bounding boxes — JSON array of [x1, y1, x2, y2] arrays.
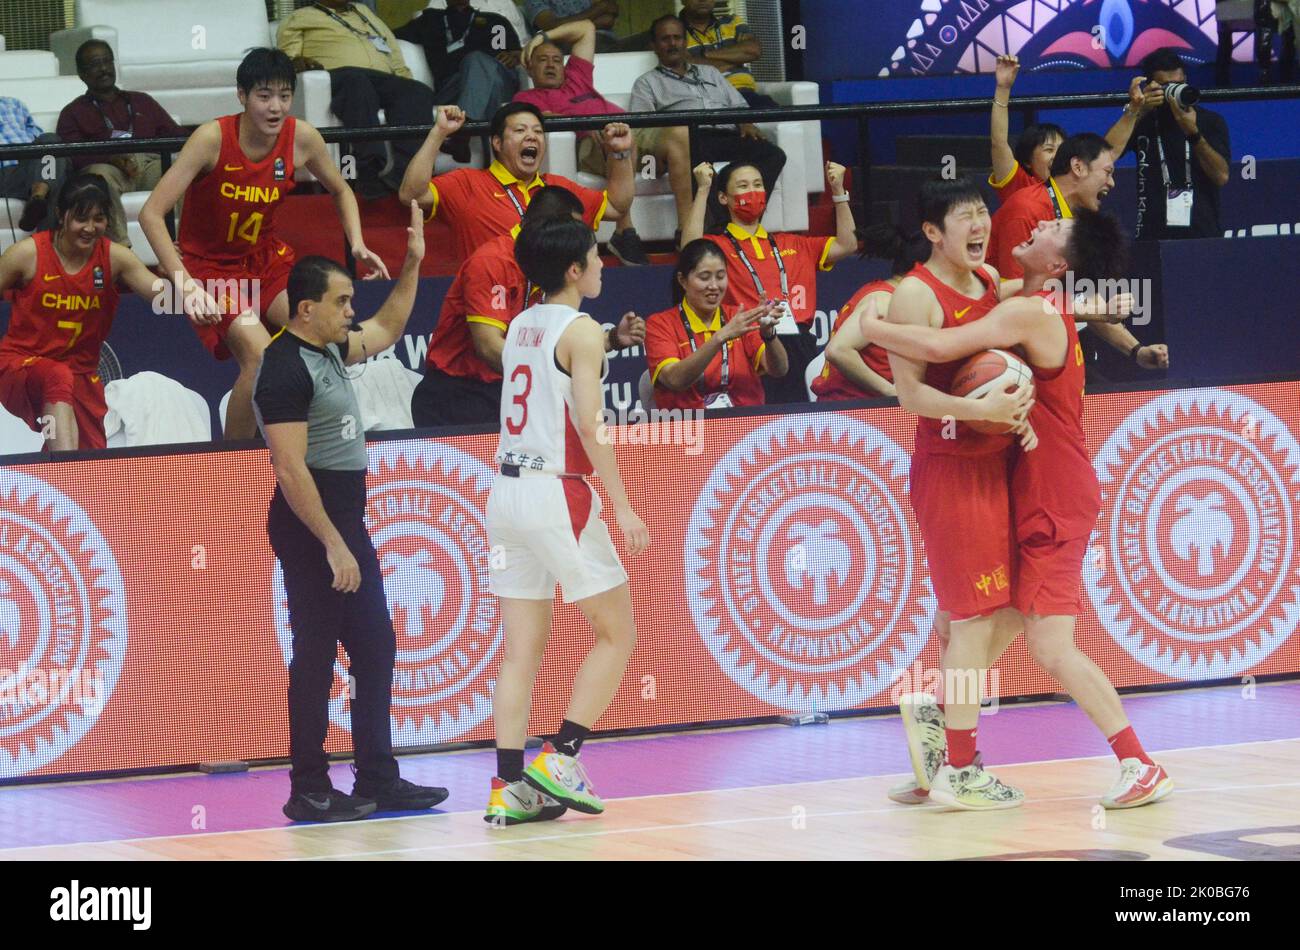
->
[[496, 302, 606, 476]]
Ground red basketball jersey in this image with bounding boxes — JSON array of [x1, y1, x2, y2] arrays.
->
[[1011, 292, 1100, 540], [178, 113, 296, 263], [0, 231, 120, 374], [811, 279, 894, 400], [907, 262, 1011, 456]]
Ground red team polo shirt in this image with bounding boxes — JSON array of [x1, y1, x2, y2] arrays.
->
[[425, 231, 541, 384], [645, 302, 768, 411], [988, 161, 1039, 204], [427, 160, 608, 262], [705, 224, 835, 326], [987, 176, 1073, 280], [811, 279, 895, 401]]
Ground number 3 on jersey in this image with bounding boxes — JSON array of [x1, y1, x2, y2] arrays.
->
[[227, 211, 264, 246], [506, 364, 532, 434]]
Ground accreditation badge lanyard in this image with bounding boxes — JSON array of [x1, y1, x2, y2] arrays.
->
[[679, 303, 729, 391], [1157, 131, 1194, 228], [444, 7, 477, 54], [1046, 180, 1066, 220], [726, 231, 798, 333], [92, 94, 134, 139], [313, 2, 392, 53]]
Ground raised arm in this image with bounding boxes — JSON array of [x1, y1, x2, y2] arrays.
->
[[990, 55, 1019, 186], [823, 162, 857, 264], [345, 201, 425, 365], [680, 162, 714, 246], [523, 17, 596, 64], [398, 106, 467, 210], [1105, 76, 1154, 156], [297, 122, 389, 279], [563, 316, 650, 555], [597, 122, 635, 220]]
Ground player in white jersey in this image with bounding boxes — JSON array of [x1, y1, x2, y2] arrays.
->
[[483, 216, 650, 825]]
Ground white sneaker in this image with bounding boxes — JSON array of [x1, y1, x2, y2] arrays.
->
[[929, 762, 1024, 811], [899, 692, 946, 791], [1102, 758, 1173, 809]]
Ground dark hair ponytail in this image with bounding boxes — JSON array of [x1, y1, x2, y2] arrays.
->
[[55, 172, 112, 223], [856, 222, 928, 277]]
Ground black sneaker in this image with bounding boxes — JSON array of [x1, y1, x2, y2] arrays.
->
[[353, 776, 450, 811], [282, 789, 378, 823], [18, 194, 48, 232], [609, 228, 651, 266]]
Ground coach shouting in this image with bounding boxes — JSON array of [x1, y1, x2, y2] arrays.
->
[[254, 201, 448, 823]]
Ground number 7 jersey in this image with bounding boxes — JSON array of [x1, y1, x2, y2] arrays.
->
[[178, 114, 296, 264], [496, 302, 604, 477]]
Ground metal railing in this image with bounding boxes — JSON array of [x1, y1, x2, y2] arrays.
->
[[3, 84, 1299, 239]]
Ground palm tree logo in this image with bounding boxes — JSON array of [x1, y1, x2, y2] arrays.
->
[[380, 550, 446, 637], [784, 520, 851, 606], [1170, 492, 1234, 577], [0, 579, 19, 650]]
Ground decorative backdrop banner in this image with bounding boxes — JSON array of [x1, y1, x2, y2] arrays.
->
[[2, 381, 1298, 780]]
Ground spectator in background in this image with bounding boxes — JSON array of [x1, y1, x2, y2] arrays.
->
[[987, 132, 1116, 280], [0, 97, 64, 234], [413, 185, 643, 427], [395, 0, 522, 143], [399, 103, 633, 264], [425, 0, 533, 47], [525, 0, 622, 53], [277, 0, 437, 198], [988, 133, 1169, 371], [56, 40, 184, 247], [681, 160, 858, 406], [1105, 48, 1231, 241], [680, 0, 778, 109], [1259, 0, 1299, 83], [988, 54, 1065, 204], [812, 224, 932, 402], [631, 15, 786, 197], [645, 239, 787, 411], [516, 19, 693, 262]]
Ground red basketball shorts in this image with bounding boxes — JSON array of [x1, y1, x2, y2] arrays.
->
[[909, 448, 1014, 620], [1013, 533, 1091, 617], [0, 354, 107, 449], [183, 241, 295, 360]]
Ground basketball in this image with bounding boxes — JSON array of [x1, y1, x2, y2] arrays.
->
[[949, 349, 1033, 434]]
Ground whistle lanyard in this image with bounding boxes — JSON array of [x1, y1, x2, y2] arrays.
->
[[91, 94, 134, 136], [679, 304, 729, 389], [725, 232, 787, 301], [1156, 132, 1192, 191]]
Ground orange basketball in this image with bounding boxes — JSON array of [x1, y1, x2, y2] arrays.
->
[[949, 348, 1033, 434]]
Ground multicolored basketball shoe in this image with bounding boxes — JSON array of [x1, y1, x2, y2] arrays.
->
[[1101, 759, 1173, 809], [899, 692, 946, 791], [523, 742, 604, 814], [888, 750, 983, 805], [483, 777, 568, 826], [929, 762, 1025, 811]]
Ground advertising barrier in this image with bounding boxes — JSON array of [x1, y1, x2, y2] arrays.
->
[[1, 381, 1298, 780]]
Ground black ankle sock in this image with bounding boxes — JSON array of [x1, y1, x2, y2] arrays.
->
[[554, 719, 590, 757], [497, 748, 524, 783]]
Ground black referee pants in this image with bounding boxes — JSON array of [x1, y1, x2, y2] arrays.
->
[[268, 478, 399, 795]]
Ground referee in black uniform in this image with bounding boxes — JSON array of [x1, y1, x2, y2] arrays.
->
[[255, 201, 448, 822]]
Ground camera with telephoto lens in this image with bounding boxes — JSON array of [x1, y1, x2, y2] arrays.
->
[[1162, 81, 1200, 110]]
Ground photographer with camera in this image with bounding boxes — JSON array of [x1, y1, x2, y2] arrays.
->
[[1106, 49, 1230, 240]]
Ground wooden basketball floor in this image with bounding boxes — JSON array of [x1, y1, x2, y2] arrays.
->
[[2, 681, 1297, 861]]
